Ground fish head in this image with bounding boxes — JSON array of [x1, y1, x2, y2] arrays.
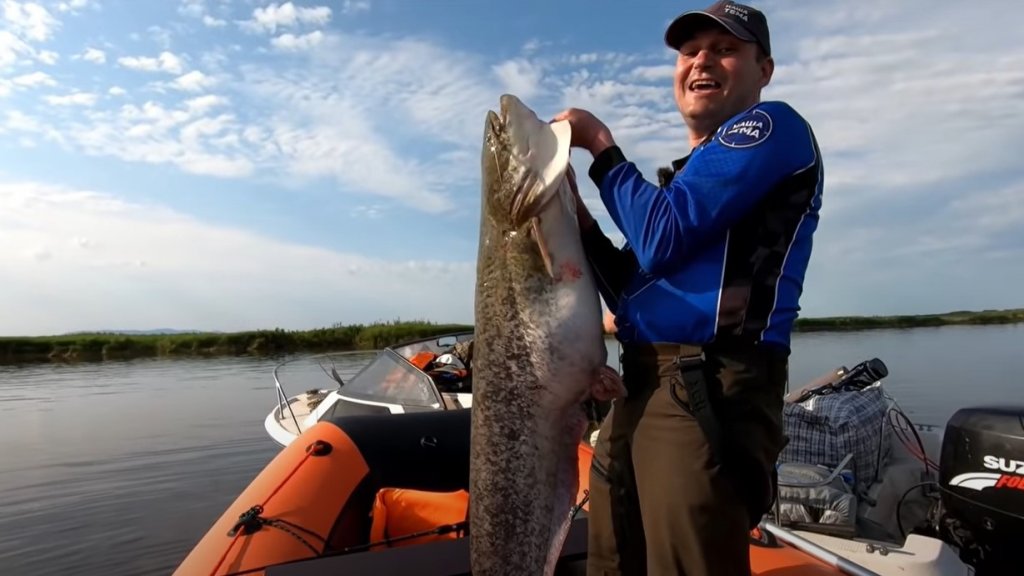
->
[[480, 95, 575, 279], [482, 94, 572, 231]]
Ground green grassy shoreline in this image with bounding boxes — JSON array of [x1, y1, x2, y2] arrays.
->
[[2, 308, 1021, 366], [0, 320, 474, 366], [792, 308, 1024, 332]]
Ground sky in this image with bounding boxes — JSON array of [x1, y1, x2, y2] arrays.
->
[[1, 0, 1022, 336]]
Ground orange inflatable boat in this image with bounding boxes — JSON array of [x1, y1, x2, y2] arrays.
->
[[175, 409, 856, 575]]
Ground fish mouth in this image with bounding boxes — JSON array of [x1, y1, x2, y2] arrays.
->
[[486, 93, 521, 136], [485, 109, 502, 138], [498, 93, 517, 122], [498, 93, 534, 140]]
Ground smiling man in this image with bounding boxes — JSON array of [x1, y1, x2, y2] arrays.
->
[[553, 2, 825, 575]]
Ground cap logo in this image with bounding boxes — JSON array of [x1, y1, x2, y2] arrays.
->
[[724, 5, 749, 20], [718, 109, 772, 148]]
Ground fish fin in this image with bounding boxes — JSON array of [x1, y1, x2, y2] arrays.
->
[[509, 168, 558, 227], [508, 119, 572, 228], [531, 217, 556, 278], [543, 411, 588, 576], [591, 365, 628, 401]]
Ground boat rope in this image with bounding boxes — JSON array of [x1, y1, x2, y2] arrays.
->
[[226, 504, 326, 553], [895, 480, 938, 538], [885, 403, 939, 473], [330, 521, 469, 556], [207, 439, 332, 576], [570, 489, 589, 520]]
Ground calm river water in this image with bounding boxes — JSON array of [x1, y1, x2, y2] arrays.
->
[[0, 324, 1021, 575]]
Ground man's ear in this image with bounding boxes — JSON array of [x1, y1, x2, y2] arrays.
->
[[760, 56, 775, 88]]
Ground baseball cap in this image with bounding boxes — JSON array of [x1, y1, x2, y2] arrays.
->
[[664, 1, 771, 57]]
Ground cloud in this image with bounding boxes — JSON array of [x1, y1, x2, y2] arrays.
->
[[227, 32, 511, 210], [171, 70, 215, 92], [8, 28, 511, 212], [0, 180, 475, 336], [3, 0, 59, 42], [182, 93, 226, 113], [4, 19, 513, 214], [44, 91, 97, 106], [178, 0, 227, 27], [753, 4, 1021, 249], [270, 30, 323, 52], [64, 98, 253, 177], [0, 29, 33, 67], [3, 109, 43, 131], [626, 65, 673, 82], [243, 68, 455, 211], [56, 0, 93, 13], [240, 2, 332, 34], [146, 25, 173, 50], [351, 204, 384, 219], [117, 51, 185, 74], [11, 70, 54, 87], [341, 0, 369, 14], [203, 15, 226, 27], [79, 46, 105, 63], [177, 0, 204, 19], [492, 58, 544, 101], [35, 48, 56, 63]]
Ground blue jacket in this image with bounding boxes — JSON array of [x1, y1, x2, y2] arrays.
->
[[583, 100, 823, 352]]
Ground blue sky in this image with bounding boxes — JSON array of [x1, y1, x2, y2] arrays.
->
[[1, 0, 1022, 336]]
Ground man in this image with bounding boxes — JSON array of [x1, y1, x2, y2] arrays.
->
[[553, 2, 824, 575]]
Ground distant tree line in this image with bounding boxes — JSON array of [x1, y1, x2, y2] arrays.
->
[[791, 308, 1024, 332], [2, 308, 1022, 365], [0, 319, 473, 365]]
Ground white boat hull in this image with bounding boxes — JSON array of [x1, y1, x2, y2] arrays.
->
[[784, 528, 973, 576]]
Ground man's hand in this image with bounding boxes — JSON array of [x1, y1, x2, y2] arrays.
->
[[592, 365, 627, 402], [551, 108, 616, 157]]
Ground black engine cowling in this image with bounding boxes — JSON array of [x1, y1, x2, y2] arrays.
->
[[935, 406, 1024, 574]]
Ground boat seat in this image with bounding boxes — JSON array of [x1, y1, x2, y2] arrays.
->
[[428, 366, 471, 393], [368, 488, 469, 549]]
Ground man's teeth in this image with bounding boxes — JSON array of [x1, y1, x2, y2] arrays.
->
[[691, 80, 720, 90]]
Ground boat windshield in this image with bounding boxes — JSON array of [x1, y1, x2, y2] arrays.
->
[[340, 348, 443, 408]]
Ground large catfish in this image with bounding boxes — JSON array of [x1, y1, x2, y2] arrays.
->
[[469, 93, 626, 575]]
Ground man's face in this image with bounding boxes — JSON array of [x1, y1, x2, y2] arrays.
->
[[673, 26, 773, 135]]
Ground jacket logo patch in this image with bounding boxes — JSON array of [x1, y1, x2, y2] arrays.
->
[[719, 109, 773, 148]]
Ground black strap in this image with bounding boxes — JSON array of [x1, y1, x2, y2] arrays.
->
[[674, 352, 771, 530], [674, 353, 728, 468]]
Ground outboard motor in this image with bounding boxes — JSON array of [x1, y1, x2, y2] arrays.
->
[[932, 406, 1024, 575]]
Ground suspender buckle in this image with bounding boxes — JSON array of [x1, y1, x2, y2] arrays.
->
[[673, 351, 705, 371]]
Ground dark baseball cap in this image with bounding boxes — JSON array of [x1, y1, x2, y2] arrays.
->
[[664, 1, 771, 57]]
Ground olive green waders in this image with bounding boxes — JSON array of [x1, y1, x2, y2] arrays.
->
[[586, 342, 788, 576]]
